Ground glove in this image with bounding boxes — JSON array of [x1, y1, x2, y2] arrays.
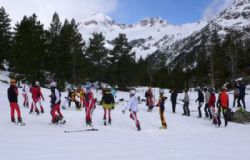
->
[[122, 110, 125, 114], [129, 109, 131, 112]]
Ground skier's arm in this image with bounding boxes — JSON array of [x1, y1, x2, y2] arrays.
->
[[123, 98, 132, 113], [55, 89, 60, 104]]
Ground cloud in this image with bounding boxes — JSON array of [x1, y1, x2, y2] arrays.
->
[[0, 0, 118, 28], [203, 0, 235, 20]]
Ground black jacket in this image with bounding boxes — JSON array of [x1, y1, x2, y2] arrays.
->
[[8, 85, 18, 103], [102, 93, 115, 104], [50, 87, 61, 105], [171, 91, 178, 102], [196, 90, 204, 103]]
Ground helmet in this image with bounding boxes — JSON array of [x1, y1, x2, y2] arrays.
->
[[10, 79, 17, 84], [35, 81, 40, 86], [50, 82, 57, 87], [129, 89, 136, 96], [159, 89, 164, 94]]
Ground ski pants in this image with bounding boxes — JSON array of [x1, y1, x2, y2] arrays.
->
[[204, 103, 212, 119], [51, 104, 63, 123], [159, 107, 167, 127], [198, 102, 204, 117], [130, 111, 140, 128], [217, 107, 228, 127], [171, 101, 176, 113], [22, 93, 29, 107], [183, 102, 190, 116], [237, 96, 246, 109], [233, 96, 238, 107], [10, 103, 22, 121], [103, 109, 111, 121], [30, 98, 44, 113], [85, 105, 94, 123]]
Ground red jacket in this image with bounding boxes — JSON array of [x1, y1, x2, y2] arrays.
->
[[209, 93, 216, 108], [220, 91, 229, 108], [83, 91, 95, 109], [30, 86, 44, 101]]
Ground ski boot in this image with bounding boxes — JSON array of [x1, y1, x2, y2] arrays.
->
[[11, 117, 15, 123], [108, 119, 112, 125], [103, 119, 107, 126]]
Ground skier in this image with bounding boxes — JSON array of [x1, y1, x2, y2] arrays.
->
[[101, 87, 115, 125], [22, 80, 30, 108], [182, 89, 190, 116], [232, 82, 239, 107], [83, 84, 95, 126], [72, 88, 81, 111], [145, 86, 154, 112], [209, 88, 217, 125], [237, 80, 246, 111], [195, 88, 204, 118], [122, 89, 141, 131], [170, 88, 178, 113], [217, 88, 229, 127], [204, 88, 212, 119], [50, 82, 65, 124], [156, 89, 167, 129], [30, 81, 44, 115], [7, 79, 24, 125]]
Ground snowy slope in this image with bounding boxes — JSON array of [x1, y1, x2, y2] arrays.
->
[[79, 13, 207, 59], [1, 75, 250, 160]]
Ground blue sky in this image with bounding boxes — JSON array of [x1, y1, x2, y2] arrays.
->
[[0, 0, 235, 27], [110, 0, 234, 24]]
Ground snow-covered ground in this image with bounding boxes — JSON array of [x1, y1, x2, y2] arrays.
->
[[0, 77, 250, 160]]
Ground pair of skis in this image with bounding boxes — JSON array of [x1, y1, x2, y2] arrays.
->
[[64, 128, 98, 133]]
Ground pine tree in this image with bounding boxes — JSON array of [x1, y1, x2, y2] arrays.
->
[[0, 6, 12, 68], [10, 14, 46, 82], [85, 32, 108, 82], [110, 33, 136, 89]]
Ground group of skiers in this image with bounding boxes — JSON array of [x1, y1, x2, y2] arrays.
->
[[144, 80, 247, 128], [6, 78, 247, 130]]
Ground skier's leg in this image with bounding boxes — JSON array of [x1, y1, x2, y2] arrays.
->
[[10, 103, 15, 122], [38, 100, 44, 113], [131, 112, 140, 130], [242, 96, 246, 109], [51, 105, 57, 123], [108, 109, 111, 124], [198, 102, 202, 117], [160, 108, 167, 128], [57, 106, 63, 118], [182, 104, 186, 115], [237, 97, 241, 107], [223, 109, 228, 126], [30, 100, 35, 113]]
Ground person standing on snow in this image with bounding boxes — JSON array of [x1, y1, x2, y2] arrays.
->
[[145, 86, 154, 112], [50, 82, 65, 124], [195, 88, 204, 118], [232, 82, 239, 107], [209, 88, 217, 125], [204, 88, 212, 119], [22, 80, 30, 108], [7, 79, 24, 124], [217, 88, 229, 127], [30, 81, 45, 115], [237, 80, 246, 111], [122, 90, 141, 131], [156, 89, 167, 129], [83, 84, 95, 126], [101, 87, 115, 125], [182, 89, 190, 117], [170, 88, 178, 113]]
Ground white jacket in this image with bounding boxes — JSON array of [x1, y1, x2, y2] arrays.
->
[[22, 84, 30, 95], [124, 96, 138, 112]]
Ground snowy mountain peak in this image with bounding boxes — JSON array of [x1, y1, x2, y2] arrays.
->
[[138, 17, 168, 27], [82, 13, 114, 26], [215, 0, 250, 28]]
